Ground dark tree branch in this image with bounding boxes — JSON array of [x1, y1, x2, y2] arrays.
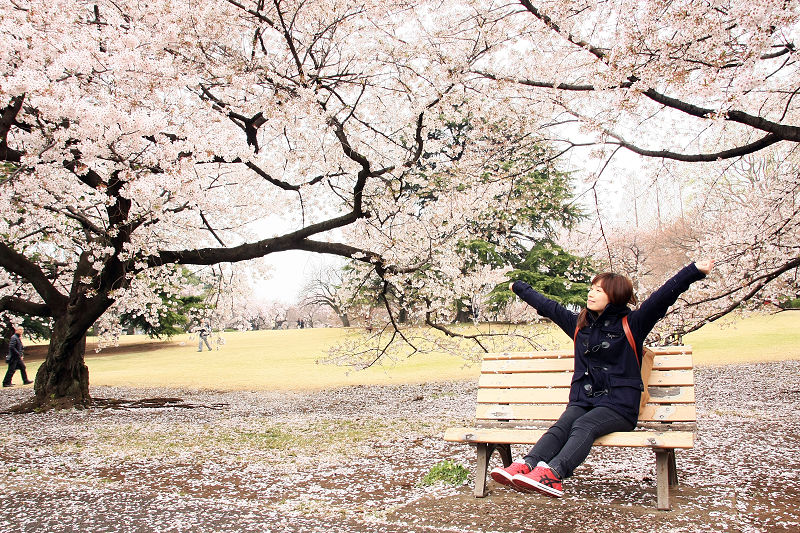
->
[[605, 131, 784, 162], [642, 88, 800, 142], [229, 111, 267, 153], [518, 0, 606, 60], [0, 242, 68, 311], [0, 295, 51, 317], [224, 0, 278, 28], [274, 0, 307, 85], [1, 95, 25, 162], [199, 210, 226, 246], [244, 161, 303, 191], [677, 255, 800, 336]]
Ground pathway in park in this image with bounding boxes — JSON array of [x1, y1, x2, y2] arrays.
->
[[1, 360, 799, 532]]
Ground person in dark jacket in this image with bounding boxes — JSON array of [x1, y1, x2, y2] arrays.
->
[[3, 326, 33, 387], [490, 260, 714, 497]]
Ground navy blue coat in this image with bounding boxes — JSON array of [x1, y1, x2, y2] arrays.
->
[[7, 333, 23, 361], [511, 263, 706, 425]]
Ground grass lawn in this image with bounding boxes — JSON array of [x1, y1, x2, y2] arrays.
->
[[18, 311, 799, 391], [684, 309, 800, 365], [85, 327, 484, 390]]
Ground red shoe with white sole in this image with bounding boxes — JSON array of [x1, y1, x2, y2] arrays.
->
[[512, 464, 564, 497], [490, 460, 531, 490]]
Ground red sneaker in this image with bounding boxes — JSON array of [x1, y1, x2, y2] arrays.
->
[[512, 464, 564, 497], [490, 460, 531, 489]]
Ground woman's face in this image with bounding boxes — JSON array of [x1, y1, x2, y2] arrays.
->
[[587, 283, 610, 312]]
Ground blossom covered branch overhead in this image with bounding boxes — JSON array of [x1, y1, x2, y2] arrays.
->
[[471, 0, 800, 161]]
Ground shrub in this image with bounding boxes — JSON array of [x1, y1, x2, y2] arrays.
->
[[420, 460, 469, 486]]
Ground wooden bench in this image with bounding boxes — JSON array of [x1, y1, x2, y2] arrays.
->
[[443, 346, 696, 510]]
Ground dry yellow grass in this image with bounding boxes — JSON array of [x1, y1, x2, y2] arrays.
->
[[685, 310, 800, 365], [17, 311, 799, 391], [83, 327, 483, 390]]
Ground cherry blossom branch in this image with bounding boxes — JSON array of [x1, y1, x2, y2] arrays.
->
[[604, 131, 784, 163], [502, 1, 800, 159], [198, 210, 226, 247], [424, 317, 489, 353], [0, 242, 68, 311], [475, 67, 796, 160], [0, 95, 24, 162], [379, 281, 421, 354], [0, 295, 51, 317], [686, 256, 800, 311]]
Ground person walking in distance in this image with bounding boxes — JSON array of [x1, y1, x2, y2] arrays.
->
[[3, 326, 33, 388], [198, 323, 213, 352], [491, 260, 714, 497]]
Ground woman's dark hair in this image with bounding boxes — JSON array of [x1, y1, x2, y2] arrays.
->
[[575, 272, 637, 331]]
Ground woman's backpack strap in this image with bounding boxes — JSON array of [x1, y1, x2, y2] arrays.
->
[[621, 315, 640, 366]]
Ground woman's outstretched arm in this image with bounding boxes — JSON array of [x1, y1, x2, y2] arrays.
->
[[509, 281, 579, 338], [630, 259, 714, 337]]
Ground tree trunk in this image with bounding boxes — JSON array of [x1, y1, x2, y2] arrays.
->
[[0, 323, 11, 359], [454, 308, 471, 323], [339, 313, 350, 327], [33, 315, 91, 409]]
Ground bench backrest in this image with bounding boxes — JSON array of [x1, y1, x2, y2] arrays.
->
[[476, 347, 696, 430]]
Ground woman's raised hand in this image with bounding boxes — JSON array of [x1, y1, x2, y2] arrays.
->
[[695, 259, 715, 275]]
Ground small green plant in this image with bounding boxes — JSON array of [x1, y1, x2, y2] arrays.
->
[[420, 460, 469, 486]]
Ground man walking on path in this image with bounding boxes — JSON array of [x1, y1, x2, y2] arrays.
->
[[198, 323, 213, 352], [3, 326, 32, 387]]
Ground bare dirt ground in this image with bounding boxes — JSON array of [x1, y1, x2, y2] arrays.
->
[[1, 360, 799, 533]]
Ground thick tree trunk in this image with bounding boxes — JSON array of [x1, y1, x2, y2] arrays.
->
[[33, 316, 91, 409], [339, 313, 350, 327]]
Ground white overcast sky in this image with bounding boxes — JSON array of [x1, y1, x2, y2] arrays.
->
[[251, 250, 337, 304]]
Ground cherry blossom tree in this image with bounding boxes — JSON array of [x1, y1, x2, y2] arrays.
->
[[299, 265, 352, 327], [1, 0, 525, 408]]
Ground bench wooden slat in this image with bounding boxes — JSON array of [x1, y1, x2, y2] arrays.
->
[[444, 427, 694, 448], [477, 387, 570, 404], [482, 346, 693, 360], [482, 358, 575, 373], [483, 349, 575, 360], [475, 403, 696, 423], [479, 369, 694, 388], [648, 370, 695, 386], [477, 385, 695, 404], [479, 372, 572, 387], [648, 386, 695, 403], [481, 354, 693, 373], [652, 354, 694, 370]]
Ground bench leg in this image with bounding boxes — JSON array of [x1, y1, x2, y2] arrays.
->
[[475, 443, 491, 497], [474, 443, 513, 497], [497, 443, 512, 468], [668, 449, 678, 488], [655, 448, 676, 510]]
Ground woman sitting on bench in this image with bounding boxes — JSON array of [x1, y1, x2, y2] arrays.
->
[[491, 260, 714, 497]]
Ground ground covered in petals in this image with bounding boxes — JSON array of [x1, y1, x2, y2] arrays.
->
[[2, 361, 799, 532]]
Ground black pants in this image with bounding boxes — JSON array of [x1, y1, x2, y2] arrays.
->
[[3, 357, 29, 386], [523, 405, 634, 479]]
